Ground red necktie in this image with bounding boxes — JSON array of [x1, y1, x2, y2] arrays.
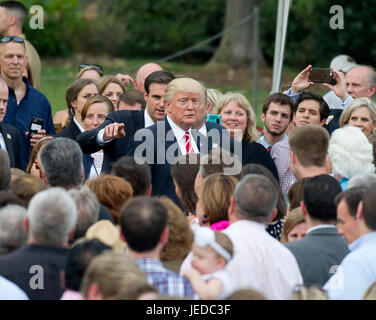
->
[[185, 131, 193, 154]]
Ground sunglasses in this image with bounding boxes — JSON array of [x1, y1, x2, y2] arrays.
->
[[0, 36, 25, 45], [78, 64, 104, 71]]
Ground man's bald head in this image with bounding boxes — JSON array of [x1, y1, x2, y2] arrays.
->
[[135, 63, 163, 93], [346, 65, 376, 99]]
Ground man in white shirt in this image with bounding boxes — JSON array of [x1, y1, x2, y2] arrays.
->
[[224, 174, 303, 300]]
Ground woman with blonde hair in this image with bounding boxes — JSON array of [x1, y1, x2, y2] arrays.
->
[[98, 76, 127, 109], [214, 92, 279, 181], [339, 97, 376, 138]]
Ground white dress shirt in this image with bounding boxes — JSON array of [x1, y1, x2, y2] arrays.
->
[[0, 133, 7, 151], [166, 116, 199, 155], [223, 220, 303, 300]]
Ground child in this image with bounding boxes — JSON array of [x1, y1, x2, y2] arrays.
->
[[183, 227, 234, 300]]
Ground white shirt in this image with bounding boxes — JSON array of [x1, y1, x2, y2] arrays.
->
[[89, 151, 103, 179], [73, 116, 85, 133], [0, 275, 28, 300], [202, 269, 234, 300], [0, 132, 7, 151], [222, 220, 303, 300], [166, 116, 199, 155], [97, 109, 154, 145]]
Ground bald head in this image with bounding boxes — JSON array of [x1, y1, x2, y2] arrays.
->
[[136, 63, 163, 93], [346, 65, 376, 99]]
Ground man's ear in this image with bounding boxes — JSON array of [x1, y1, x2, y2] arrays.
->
[[24, 217, 29, 233], [160, 227, 169, 246], [269, 208, 278, 223], [261, 112, 266, 123], [228, 196, 236, 222], [290, 151, 296, 165], [356, 201, 364, 220], [87, 283, 102, 300], [320, 118, 327, 127], [368, 85, 376, 98], [301, 201, 308, 217]]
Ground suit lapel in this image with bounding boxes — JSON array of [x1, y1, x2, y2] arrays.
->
[[0, 124, 15, 166]]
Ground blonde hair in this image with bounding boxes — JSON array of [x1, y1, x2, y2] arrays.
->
[[206, 88, 223, 110], [339, 97, 376, 130], [199, 173, 238, 225], [363, 281, 376, 300], [281, 207, 306, 243], [290, 285, 328, 300], [81, 95, 114, 122], [98, 76, 126, 95], [214, 92, 260, 142], [81, 251, 147, 299], [164, 78, 206, 105], [76, 66, 103, 80]]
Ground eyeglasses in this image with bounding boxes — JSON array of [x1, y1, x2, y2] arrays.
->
[[78, 64, 104, 72], [0, 36, 25, 45]]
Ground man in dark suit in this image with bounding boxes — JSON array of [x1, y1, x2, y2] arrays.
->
[[0, 75, 21, 168], [128, 77, 232, 204], [76, 70, 176, 172], [285, 175, 349, 286]]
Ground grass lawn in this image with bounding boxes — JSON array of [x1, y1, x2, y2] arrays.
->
[[40, 58, 302, 128]]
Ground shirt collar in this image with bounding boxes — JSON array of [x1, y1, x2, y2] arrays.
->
[[258, 133, 287, 149], [199, 123, 207, 136], [166, 115, 191, 141], [73, 117, 86, 133], [144, 109, 155, 128], [349, 231, 376, 252], [307, 224, 336, 235]]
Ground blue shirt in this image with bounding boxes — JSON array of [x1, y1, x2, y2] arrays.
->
[[3, 77, 55, 170], [135, 257, 197, 299], [324, 231, 376, 299]]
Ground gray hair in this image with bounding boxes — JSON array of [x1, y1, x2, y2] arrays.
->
[[348, 173, 376, 188], [27, 188, 78, 246], [68, 185, 100, 240], [339, 97, 376, 128], [39, 138, 83, 188], [234, 174, 278, 223], [0, 150, 10, 191], [0, 205, 27, 256]]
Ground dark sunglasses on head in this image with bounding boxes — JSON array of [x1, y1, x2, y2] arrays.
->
[[0, 36, 25, 44], [78, 64, 103, 71]]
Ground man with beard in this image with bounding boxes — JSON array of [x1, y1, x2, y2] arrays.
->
[[258, 93, 294, 152]]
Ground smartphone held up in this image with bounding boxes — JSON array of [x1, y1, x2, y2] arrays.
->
[[308, 68, 337, 85]]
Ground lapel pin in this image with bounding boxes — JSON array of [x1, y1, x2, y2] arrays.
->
[[6, 134, 11, 140]]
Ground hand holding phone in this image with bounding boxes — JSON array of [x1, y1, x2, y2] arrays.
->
[[308, 68, 337, 85], [29, 117, 44, 138]]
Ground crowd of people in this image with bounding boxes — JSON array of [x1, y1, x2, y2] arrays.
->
[[0, 1, 375, 301]]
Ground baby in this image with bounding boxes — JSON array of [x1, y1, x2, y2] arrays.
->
[[184, 227, 234, 299]]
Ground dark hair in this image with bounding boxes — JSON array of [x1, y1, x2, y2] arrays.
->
[[360, 183, 376, 230], [241, 164, 286, 220], [170, 154, 201, 214], [0, 1, 27, 25], [111, 156, 151, 196], [118, 90, 146, 108], [334, 187, 368, 218], [64, 239, 111, 291], [303, 175, 342, 222], [119, 196, 167, 252], [262, 93, 294, 121], [144, 70, 175, 95], [294, 91, 330, 121]]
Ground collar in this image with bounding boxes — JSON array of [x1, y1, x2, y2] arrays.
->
[[349, 231, 376, 252], [258, 133, 287, 149], [73, 117, 86, 133], [166, 115, 191, 141], [199, 123, 207, 136], [307, 224, 336, 235], [144, 109, 155, 128]]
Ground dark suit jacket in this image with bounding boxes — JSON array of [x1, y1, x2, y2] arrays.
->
[[127, 119, 227, 205], [285, 227, 349, 286], [76, 110, 145, 172], [242, 139, 279, 182], [323, 109, 343, 135], [56, 119, 81, 140], [0, 122, 21, 168], [0, 244, 68, 300]]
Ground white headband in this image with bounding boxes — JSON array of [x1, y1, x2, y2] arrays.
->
[[194, 227, 231, 261]]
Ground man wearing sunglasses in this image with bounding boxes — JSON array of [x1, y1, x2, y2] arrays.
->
[[0, 35, 55, 170], [0, 1, 41, 90]]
